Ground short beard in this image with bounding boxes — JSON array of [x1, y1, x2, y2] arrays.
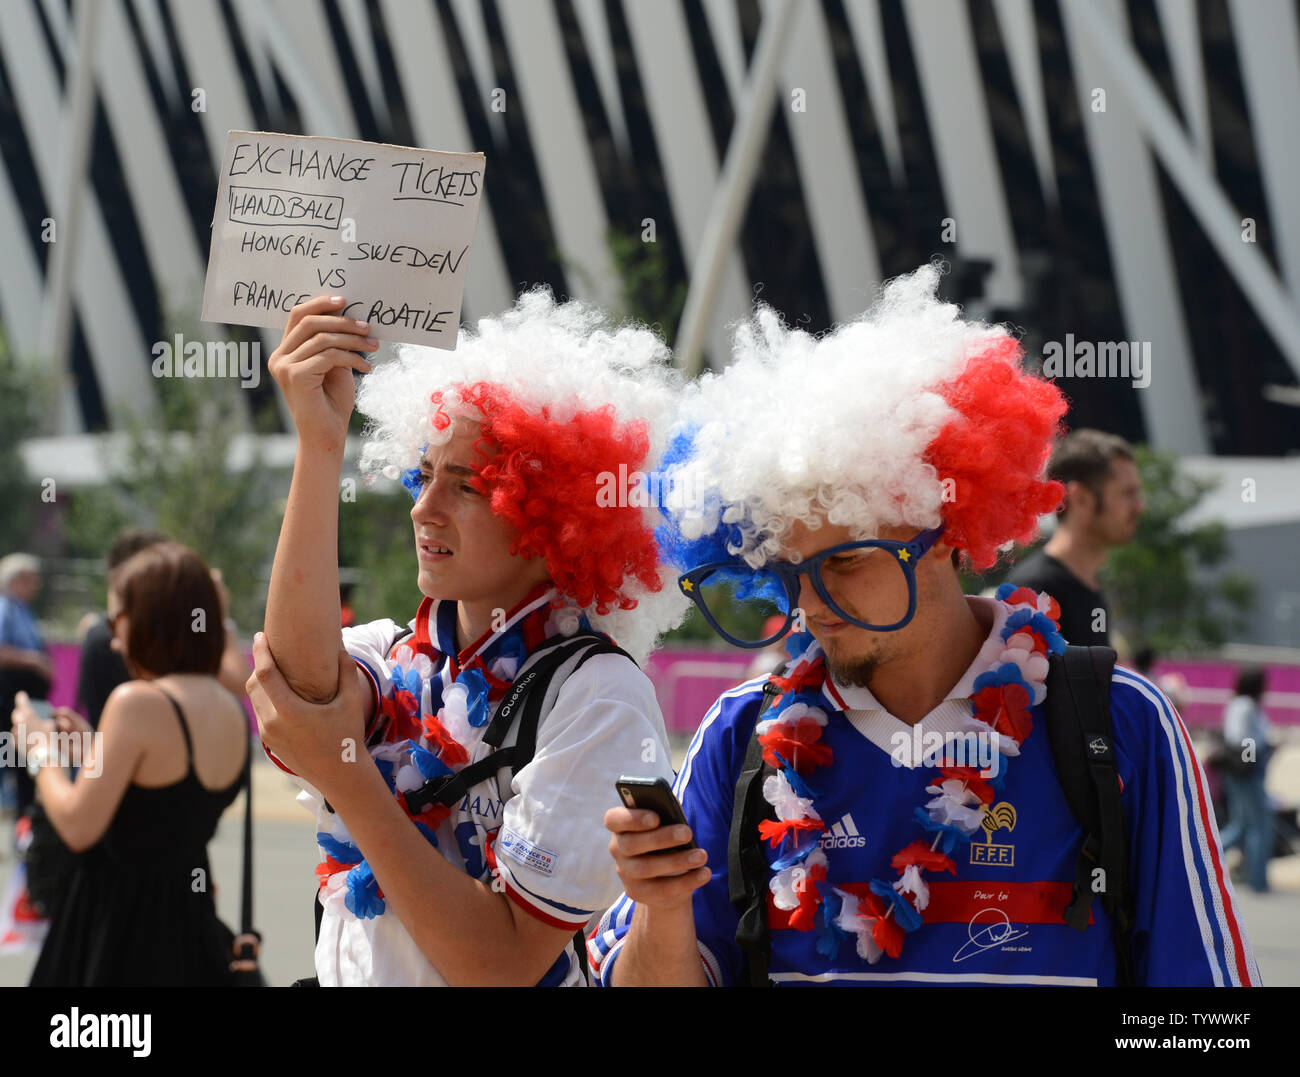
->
[[825, 652, 878, 690]]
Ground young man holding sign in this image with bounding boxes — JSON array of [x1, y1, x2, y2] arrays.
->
[[248, 292, 686, 986]]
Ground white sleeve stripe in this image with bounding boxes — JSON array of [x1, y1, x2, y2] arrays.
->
[[594, 933, 628, 984], [1114, 672, 1228, 984], [612, 892, 635, 932], [1115, 672, 1252, 985], [592, 930, 720, 986], [588, 928, 620, 970], [697, 940, 723, 986], [675, 676, 770, 795]]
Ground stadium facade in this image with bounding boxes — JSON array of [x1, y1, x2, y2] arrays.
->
[[2, 0, 1298, 644]]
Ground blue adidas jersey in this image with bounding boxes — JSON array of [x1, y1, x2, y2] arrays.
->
[[591, 666, 1260, 987]]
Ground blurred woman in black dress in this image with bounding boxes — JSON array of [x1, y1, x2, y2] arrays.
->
[[12, 542, 248, 986]]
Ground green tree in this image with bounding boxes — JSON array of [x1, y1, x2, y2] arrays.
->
[[606, 226, 688, 345], [61, 370, 282, 630], [966, 444, 1255, 652], [1104, 445, 1253, 652], [0, 332, 48, 554], [337, 482, 424, 625]]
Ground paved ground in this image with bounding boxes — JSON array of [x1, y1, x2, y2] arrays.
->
[[3, 739, 1298, 986]]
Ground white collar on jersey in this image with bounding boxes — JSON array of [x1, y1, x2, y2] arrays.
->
[[821, 596, 1012, 763]]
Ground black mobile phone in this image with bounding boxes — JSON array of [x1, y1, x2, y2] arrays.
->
[[615, 776, 697, 853]]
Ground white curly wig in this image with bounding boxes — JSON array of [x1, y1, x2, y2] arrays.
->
[[658, 265, 1067, 573], [355, 288, 691, 662]]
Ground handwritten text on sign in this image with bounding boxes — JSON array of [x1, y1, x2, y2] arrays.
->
[[201, 131, 484, 349]]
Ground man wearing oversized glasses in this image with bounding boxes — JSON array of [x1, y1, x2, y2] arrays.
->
[[589, 267, 1259, 988]]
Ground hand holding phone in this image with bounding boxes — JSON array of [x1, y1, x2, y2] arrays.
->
[[605, 776, 710, 914], [11, 691, 53, 731], [614, 776, 697, 854], [27, 699, 55, 721]]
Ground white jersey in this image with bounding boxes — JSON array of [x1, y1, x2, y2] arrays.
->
[[281, 585, 674, 986]]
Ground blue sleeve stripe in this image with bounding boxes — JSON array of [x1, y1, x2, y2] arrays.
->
[[588, 892, 634, 965], [353, 656, 383, 685], [1114, 672, 1259, 985], [589, 888, 636, 981], [1142, 671, 1261, 985], [353, 658, 384, 727], [494, 859, 594, 920]]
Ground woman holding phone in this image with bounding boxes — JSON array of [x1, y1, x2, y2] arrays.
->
[[13, 542, 247, 986]]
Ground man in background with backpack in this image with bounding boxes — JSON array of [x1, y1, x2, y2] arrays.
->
[[592, 267, 1258, 987]]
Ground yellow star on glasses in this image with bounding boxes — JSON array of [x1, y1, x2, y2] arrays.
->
[[897, 549, 911, 562], [681, 578, 695, 592]]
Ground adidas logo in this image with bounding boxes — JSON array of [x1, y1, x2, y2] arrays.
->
[[820, 813, 866, 850]]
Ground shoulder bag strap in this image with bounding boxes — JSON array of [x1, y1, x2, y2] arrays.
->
[[728, 677, 785, 987], [1045, 644, 1133, 984]]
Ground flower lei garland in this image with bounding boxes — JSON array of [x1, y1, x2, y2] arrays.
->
[[755, 584, 1066, 964], [314, 603, 586, 920]]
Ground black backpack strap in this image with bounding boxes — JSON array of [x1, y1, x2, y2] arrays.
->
[[403, 630, 630, 986], [727, 677, 785, 987], [316, 630, 632, 978], [403, 633, 631, 815], [1045, 644, 1135, 985]]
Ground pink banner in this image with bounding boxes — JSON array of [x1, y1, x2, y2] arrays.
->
[[44, 642, 1299, 735]]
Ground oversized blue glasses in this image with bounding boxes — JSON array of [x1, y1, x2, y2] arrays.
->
[[677, 526, 945, 648]]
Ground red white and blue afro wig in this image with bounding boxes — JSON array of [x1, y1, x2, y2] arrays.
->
[[356, 288, 689, 661], [657, 265, 1068, 574]]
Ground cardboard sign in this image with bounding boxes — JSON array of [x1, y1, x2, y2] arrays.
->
[[201, 130, 484, 349]]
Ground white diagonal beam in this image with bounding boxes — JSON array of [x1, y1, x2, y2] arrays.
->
[[841, 0, 904, 186], [993, 0, 1058, 207], [903, 0, 1021, 307], [763, 0, 879, 320], [675, 0, 799, 377], [1067, 0, 1300, 385], [5, 0, 156, 431], [496, 0, 615, 305], [378, 0, 514, 320], [622, 0, 749, 368], [1228, 0, 1300, 297], [1155, 0, 1212, 165], [1061, 0, 1208, 454]]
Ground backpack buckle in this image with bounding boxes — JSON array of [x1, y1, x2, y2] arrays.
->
[[404, 773, 455, 814]]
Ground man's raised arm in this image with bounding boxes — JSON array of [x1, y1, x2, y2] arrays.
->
[[263, 295, 378, 702]]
